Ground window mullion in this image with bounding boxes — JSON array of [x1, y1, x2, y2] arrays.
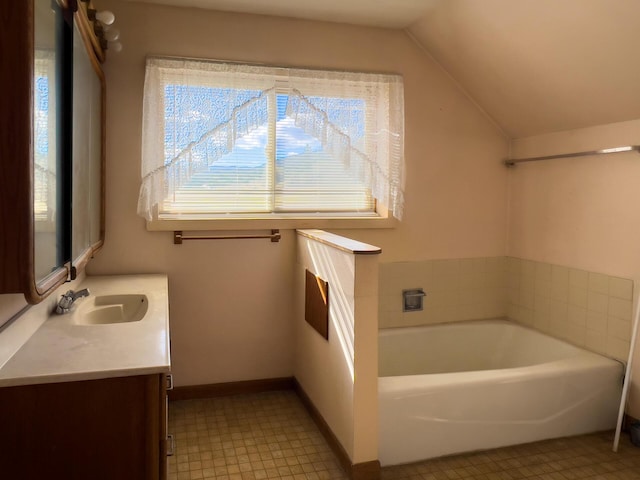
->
[[266, 89, 277, 212]]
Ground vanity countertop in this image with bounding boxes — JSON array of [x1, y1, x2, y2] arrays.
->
[[0, 274, 170, 387]]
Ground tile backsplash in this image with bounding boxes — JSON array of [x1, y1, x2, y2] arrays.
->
[[379, 257, 508, 328], [379, 256, 633, 362], [507, 258, 632, 362]]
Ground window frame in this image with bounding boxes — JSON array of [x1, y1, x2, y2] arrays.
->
[[141, 58, 402, 231]]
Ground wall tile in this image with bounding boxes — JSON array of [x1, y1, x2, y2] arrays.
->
[[586, 329, 607, 353], [519, 307, 534, 327], [607, 336, 631, 362], [550, 267, 569, 302], [608, 297, 632, 321], [379, 256, 633, 365], [504, 257, 634, 361], [507, 257, 521, 275], [379, 294, 400, 314], [588, 272, 610, 295], [379, 256, 508, 328], [533, 309, 550, 331], [521, 259, 536, 278], [534, 295, 551, 314], [586, 311, 607, 333], [507, 304, 519, 321], [550, 299, 568, 323], [567, 323, 586, 347], [609, 277, 633, 300], [567, 305, 587, 327], [568, 286, 588, 308], [569, 268, 589, 289], [519, 288, 535, 309], [587, 291, 609, 314], [432, 259, 460, 291], [608, 317, 631, 341], [536, 262, 552, 282]]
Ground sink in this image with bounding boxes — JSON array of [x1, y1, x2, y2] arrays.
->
[[73, 294, 149, 325]]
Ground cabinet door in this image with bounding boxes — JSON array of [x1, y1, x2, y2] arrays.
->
[[0, 375, 164, 480]]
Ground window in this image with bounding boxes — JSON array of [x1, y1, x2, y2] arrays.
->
[[138, 58, 405, 227]]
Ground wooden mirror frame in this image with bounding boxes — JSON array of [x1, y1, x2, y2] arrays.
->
[[70, 1, 106, 278], [0, 0, 71, 304]]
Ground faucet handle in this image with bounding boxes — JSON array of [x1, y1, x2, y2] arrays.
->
[[73, 288, 90, 300]]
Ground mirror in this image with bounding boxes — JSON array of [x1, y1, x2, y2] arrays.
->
[[0, 0, 105, 303], [33, 0, 64, 281], [71, 9, 104, 274], [0, 0, 70, 303]]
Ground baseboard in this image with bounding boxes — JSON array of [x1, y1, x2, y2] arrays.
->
[[293, 379, 381, 480], [168, 376, 295, 401]]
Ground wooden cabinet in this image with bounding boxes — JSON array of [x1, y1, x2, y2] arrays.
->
[[0, 374, 168, 480]]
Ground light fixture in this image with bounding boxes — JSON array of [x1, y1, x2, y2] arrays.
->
[[104, 28, 120, 42], [87, 5, 123, 54], [95, 10, 115, 25]]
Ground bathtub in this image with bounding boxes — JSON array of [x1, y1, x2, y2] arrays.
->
[[378, 320, 623, 466]]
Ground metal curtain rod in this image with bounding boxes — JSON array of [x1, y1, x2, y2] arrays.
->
[[174, 230, 281, 244], [504, 145, 640, 167]]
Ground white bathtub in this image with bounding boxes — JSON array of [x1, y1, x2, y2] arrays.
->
[[378, 320, 623, 466]]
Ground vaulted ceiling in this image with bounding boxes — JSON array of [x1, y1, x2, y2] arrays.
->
[[124, 0, 640, 138]]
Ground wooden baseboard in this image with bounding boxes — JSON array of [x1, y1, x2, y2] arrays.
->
[[168, 376, 295, 401], [293, 379, 381, 480]]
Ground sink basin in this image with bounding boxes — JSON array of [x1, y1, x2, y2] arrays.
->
[[73, 294, 149, 325]]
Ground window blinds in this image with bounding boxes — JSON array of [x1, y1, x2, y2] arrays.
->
[[138, 57, 405, 221]]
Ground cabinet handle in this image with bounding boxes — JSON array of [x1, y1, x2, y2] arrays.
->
[[166, 434, 175, 456], [166, 373, 174, 391]]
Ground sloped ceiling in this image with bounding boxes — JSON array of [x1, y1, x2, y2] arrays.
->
[[121, 0, 436, 28], [407, 0, 640, 138], [123, 0, 640, 139]]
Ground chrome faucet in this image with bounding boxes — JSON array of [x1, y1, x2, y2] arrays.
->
[[55, 288, 90, 314]]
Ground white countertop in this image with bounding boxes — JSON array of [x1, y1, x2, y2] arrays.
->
[[0, 274, 170, 387]]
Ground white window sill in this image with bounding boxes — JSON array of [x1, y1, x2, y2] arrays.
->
[[146, 214, 396, 231]]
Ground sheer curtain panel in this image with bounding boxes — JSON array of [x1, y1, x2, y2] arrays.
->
[[137, 57, 405, 221]]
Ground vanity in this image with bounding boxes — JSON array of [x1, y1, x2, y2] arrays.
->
[[0, 3, 173, 477], [0, 275, 171, 479]]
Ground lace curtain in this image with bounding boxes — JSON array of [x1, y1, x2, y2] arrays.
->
[[138, 57, 405, 220]]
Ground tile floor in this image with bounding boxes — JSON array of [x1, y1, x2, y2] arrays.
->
[[168, 390, 640, 480]]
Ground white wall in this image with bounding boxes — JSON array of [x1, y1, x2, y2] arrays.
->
[[81, 0, 508, 387], [294, 232, 379, 464], [509, 118, 640, 417]]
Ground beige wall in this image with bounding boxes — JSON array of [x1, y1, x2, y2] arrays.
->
[[508, 118, 640, 417], [80, 0, 508, 387]]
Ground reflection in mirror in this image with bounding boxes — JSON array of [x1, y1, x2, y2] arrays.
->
[[33, 0, 62, 282], [72, 18, 103, 266], [0, 0, 69, 303]]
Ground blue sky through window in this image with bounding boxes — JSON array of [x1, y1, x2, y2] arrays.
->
[[164, 87, 366, 169], [34, 76, 49, 160], [160, 83, 374, 214]]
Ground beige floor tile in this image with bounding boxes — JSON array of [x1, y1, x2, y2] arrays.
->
[[169, 391, 640, 480]]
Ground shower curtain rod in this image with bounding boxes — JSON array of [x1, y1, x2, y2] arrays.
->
[[504, 145, 640, 167]]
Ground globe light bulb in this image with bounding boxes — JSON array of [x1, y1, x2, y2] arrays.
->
[[104, 29, 120, 42], [95, 10, 115, 26]]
